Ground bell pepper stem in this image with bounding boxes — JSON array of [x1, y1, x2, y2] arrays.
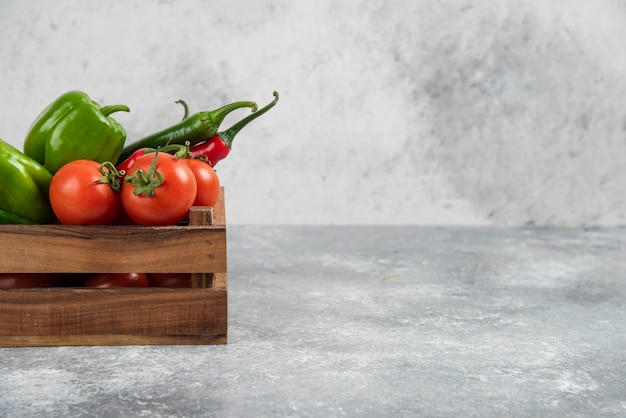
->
[[100, 104, 130, 117]]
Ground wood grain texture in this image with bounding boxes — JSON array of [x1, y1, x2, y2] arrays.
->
[[0, 225, 226, 273], [212, 188, 226, 226], [191, 272, 228, 289], [0, 288, 227, 346]]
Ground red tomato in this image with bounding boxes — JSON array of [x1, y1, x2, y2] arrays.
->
[[114, 208, 138, 225], [0, 273, 59, 288], [121, 152, 197, 226], [83, 273, 149, 288], [183, 159, 220, 207], [148, 272, 191, 287], [49, 160, 121, 225]]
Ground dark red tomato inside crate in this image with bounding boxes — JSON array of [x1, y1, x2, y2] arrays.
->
[[148, 273, 192, 288], [83, 272, 150, 288], [0, 273, 60, 288]]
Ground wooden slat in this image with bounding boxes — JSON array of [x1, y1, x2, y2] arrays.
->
[[189, 191, 227, 288], [212, 188, 226, 226], [0, 225, 226, 273], [0, 188, 227, 274], [0, 288, 227, 347]]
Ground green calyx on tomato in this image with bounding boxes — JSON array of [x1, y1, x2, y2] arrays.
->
[[92, 161, 124, 192], [124, 149, 165, 197], [121, 149, 197, 226]]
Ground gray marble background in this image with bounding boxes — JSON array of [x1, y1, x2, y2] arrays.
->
[[1, 0, 625, 226]]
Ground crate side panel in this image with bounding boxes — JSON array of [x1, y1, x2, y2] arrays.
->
[[0, 288, 227, 346], [0, 226, 226, 273]]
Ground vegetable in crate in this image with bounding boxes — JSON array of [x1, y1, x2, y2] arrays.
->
[[184, 157, 220, 207], [49, 160, 123, 225], [0, 209, 36, 225], [23, 90, 130, 174], [121, 150, 197, 226], [0, 273, 59, 288], [83, 272, 149, 288], [116, 98, 258, 164], [190, 91, 279, 166], [0, 138, 53, 224], [118, 142, 221, 208], [148, 272, 191, 287]]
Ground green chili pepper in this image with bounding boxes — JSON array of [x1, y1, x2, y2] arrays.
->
[[0, 208, 38, 225], [23, 90, 130, 174], [0, 138, 53, 224], [116, 99, 257, 164]]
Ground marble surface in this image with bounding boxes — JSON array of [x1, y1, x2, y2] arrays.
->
[[2, 225, 626, 417], [1, 1, 626, 226]]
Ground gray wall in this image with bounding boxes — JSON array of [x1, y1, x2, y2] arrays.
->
[[1, 0, 625, 226]]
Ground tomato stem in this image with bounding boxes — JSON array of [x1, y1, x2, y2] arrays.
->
[[156, 142, 189, 158], [91, 161, 124, 191], [124, 149, 164, 197]]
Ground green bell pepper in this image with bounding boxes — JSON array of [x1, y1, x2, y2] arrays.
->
[[0, 138, 53, 224], [23, 90, 130, 174]]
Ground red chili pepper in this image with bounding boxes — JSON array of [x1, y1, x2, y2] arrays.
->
[[189, 92, 278, 166], [116, 147, 162, 174]]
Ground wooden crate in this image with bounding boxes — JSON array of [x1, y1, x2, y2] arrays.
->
[[0, 189, 228, 347]]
